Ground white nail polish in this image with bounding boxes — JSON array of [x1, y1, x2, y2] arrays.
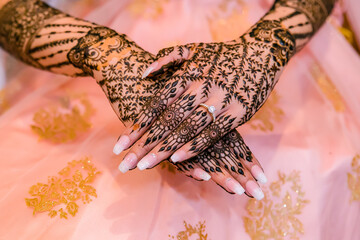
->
[[251, 165, 267, 184], [113, 135, 130, 155], [171, 151, 186, 163], [252, 188, 264, 200], [246, 180, 264, 200], [226, 178, 245, 196], [118, 161, 130, 173], [234, 184, 245, 196], [170, 153, 180, 163], [137, 153, 156, 170], [200, 172, 211, 181], [142, 62, 158, 79], [137, 160, 150, 171]]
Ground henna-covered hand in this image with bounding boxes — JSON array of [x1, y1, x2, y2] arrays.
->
[[115, 0, 336, 181], [0, 0, 267, 198]]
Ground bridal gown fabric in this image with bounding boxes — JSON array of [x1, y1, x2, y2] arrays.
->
[[0, 0, 359, 239]]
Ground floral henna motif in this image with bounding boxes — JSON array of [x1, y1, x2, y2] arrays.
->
[[129, 0, 336, 162], [145, 93, 197, 145], [158, 109, 209, 152], [0, 0, 264, 195]]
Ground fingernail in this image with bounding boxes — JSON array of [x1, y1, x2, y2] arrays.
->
[[119, 153, 138, 173], [246, 180, 264, 200], [113, 135, 130, 155], [171, 151, 186, 163], [137, 153, 157, 170], [194, 168, 211, 181], [226, 178, 245, 196], [142, 62, 158, 79], [251, 165, 267, 184]]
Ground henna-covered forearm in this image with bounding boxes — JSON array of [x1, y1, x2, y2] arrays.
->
[[0, 0, 99, 76], [118, 0, 338, 172], [264, 0, 337, 50]]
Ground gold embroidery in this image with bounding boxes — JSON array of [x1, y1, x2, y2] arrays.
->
[[244, 171, 310, 240], [311, 62, 346, 112], [332, 13, 360, 55], [249, 91, 284, 132], [0, 89, 10, 114], [169, 221, 208, 240], [127, 0, 169, 19], [25, 157, 101, 219], [31, 93, 95, 143], [160, 161, 177, 174], [347, 154, 360, 202]]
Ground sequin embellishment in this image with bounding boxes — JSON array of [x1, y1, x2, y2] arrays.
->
[[31, 93, 95, 143], [244, 171, 310, 239], [169, 221, 208, 240], [25, 157, 101, 219], [249, 91, 284, 132], [348, 154, 360, 202]]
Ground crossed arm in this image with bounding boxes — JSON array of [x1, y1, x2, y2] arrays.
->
[[114, 0, 337, 176], [0, 0, 274, 199]]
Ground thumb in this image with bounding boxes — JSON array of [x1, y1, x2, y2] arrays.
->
[[142, 44, 195, 79]]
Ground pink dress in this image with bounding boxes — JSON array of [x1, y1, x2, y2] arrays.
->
[[0, 0, 359, 239]]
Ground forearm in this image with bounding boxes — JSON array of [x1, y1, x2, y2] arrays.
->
[[0, 0, 116, 76], [231, 0, 336, 120], [262, 0, 336, 51]]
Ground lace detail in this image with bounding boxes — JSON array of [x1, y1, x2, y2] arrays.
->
[[31, 92, 95, 143], [244, 171, 310, 239], [169, 221, 208, 240], [25, 157, 101, 219], [348, 154, 360, 202]]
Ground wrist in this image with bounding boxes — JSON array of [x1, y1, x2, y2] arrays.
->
[[261, 0, 336, 50]]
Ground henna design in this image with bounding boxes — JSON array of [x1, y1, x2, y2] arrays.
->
[[177, 130, 248, 177], [136, 0, 336, 158], [158, 109, 210, 152], [144, 93, 197, 145], [188, 114, 236, 154]]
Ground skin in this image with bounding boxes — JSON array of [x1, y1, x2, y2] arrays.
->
[[118, 0, 337, 175], [0, 0, 267, 198]]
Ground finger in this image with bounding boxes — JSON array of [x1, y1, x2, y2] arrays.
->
[[216, 144, 264, 200], [113, 78, 186, 155], [170, 113, 237, 163], [176, 155, 245, 196], [135, 99, 226, 170], [222, 130, 267, 184], [142, 45, 194, 79], [195, 138, 264, 199], [121, 88, 203, 167]]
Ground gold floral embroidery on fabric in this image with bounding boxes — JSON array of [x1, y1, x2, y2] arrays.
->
[[127, 0, 169, 19], [25, 157, 101, 219], [347, 154, 360, 202], [160, 161, 177, 174], [244, 171, 310, 240], [311, 62, 346, 113], [249, 91, 284, 132], [0, 89, 10, 115], [169, 221, 208, 240], [31, 93, 95, 143]]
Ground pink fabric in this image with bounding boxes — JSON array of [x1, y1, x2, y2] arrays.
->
[[0, 0, 359, 239]]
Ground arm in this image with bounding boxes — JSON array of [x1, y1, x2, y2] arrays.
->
[[0, 0, 267, 198], [116, 0, 338, 171]]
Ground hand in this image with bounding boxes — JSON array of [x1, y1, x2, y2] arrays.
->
[[116, 20, 293, 179], [71, 27, 266, 198]]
